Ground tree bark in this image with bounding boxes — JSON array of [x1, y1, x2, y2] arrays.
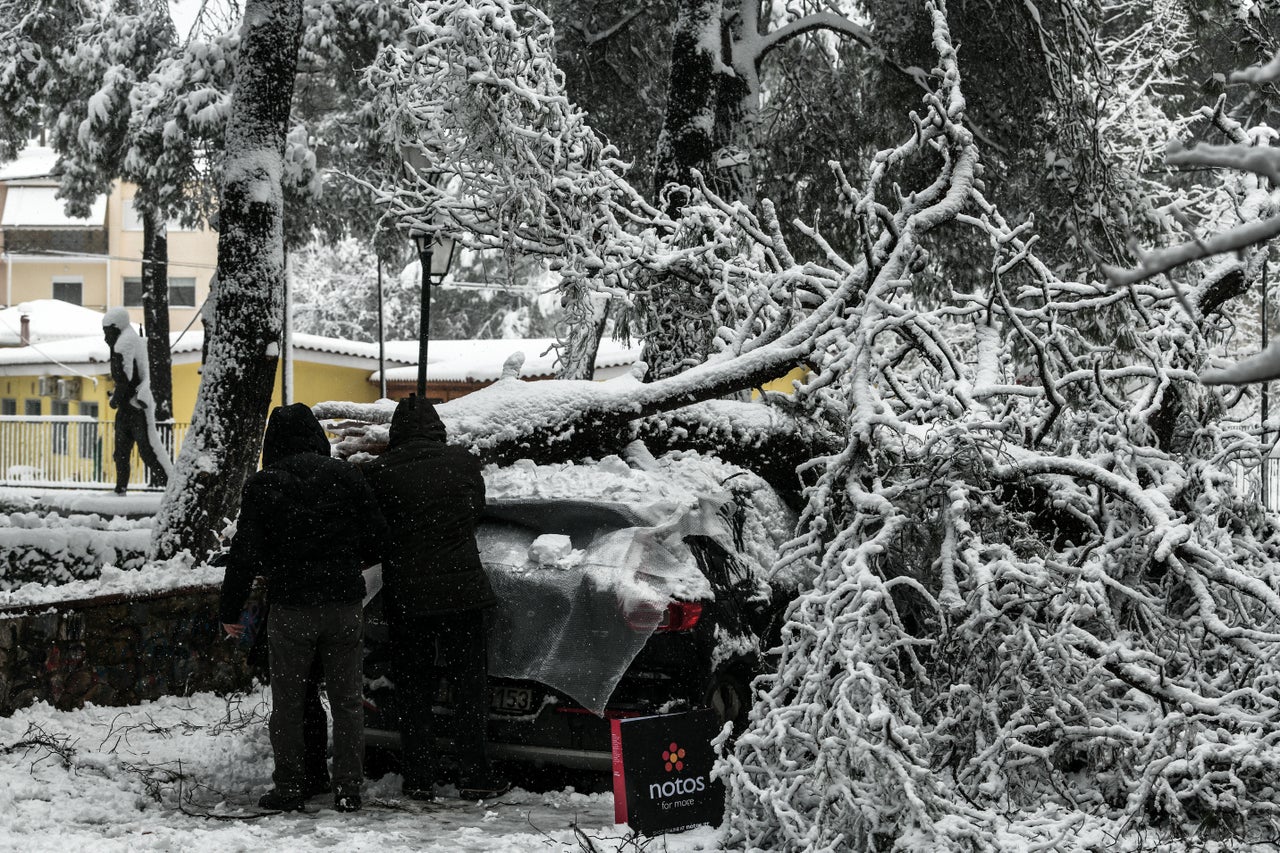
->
[[557, 290, 610, 381], [150, 0, 304, 561], [651, 0, 721, 213], [141, 207, 173, 423]]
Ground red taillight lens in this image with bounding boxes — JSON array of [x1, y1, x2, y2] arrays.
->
[[655, 601, 703, 633], [622, 600, 704, 633]]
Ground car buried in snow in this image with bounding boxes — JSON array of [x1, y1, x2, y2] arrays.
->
[[360, 449, 800, 776]]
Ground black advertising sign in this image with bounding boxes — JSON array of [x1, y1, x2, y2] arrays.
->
[[611, 708, 725, 835]]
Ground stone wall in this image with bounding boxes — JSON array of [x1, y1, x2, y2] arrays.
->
[[0, 584, 261, 715]]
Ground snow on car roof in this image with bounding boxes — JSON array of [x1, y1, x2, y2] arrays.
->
[[487, 453, 729, 520], [484, 449, 796, 583]]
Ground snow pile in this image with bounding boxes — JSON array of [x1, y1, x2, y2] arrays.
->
[[526, 533, 574, 566]]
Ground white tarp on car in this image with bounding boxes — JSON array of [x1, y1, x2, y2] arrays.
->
[[478, 497, 725, 715]]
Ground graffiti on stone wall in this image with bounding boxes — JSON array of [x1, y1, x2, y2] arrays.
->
[[0, 588, 254, 715]]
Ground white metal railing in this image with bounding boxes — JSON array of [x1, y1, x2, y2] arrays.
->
[[0, 416, 188, 489], [1232, 458, 1280, 512]]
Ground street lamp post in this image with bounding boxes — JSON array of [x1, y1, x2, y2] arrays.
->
[[409, 228, 457, 399], [400, 144, 457, 400]]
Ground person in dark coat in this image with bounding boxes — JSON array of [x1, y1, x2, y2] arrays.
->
[[362, 395, 507, 801], [219, 403, 388, 813]]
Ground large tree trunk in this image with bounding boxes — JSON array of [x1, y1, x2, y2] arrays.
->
[[141, 207, 173, 423], [150, 0, 304, 561], [651, 0, 721, 213], [643, 0, 763, 382]]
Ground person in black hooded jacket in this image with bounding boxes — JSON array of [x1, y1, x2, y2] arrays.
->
[[362, 395, 506, 801], [219, 403, 387, 813]]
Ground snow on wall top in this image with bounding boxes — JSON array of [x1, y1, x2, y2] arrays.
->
[[0, 552, 221, 611], [0, 186, 106, 229], [0, 301, 114, 346], [0, 146, 58, 182], [376, 337, 641, 383]]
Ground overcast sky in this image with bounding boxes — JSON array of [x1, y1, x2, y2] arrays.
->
[[169, 0, 204, 38]]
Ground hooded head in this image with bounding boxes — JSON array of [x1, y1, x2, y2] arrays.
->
[[102, 307, 132, 331], [102, 307, 132, 348], [262, 403, 330, 467], [389, 395, 446, 447]]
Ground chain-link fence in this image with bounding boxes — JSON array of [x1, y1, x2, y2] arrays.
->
[[0, 416, 187, 489]]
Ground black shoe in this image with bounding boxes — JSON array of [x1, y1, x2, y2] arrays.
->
[[113, 487, 127, 495], [403, 786, 435, 802], [304, 777, 331, 798], [258, 788, 307, 811], [334, 789, 362, 812], [458, 777, 511, 801]]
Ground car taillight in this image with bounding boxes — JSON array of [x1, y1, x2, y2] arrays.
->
[[622, 599, 704, 633], [655, 601, 703, 633]]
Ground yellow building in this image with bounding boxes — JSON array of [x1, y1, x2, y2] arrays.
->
[[0, 146, 217, 332], [0, 320, 416, 485]]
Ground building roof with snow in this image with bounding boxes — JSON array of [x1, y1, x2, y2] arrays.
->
[[376, 337, 641, 385], [0, 300, 116, 347], [0, 146, 58, 182], [0, 329, 424, 376], [0, 186, 106, 229]]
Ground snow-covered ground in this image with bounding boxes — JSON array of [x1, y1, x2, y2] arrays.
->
[[0, 684, 716, 852]]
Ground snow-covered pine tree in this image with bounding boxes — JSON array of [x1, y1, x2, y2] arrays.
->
[[0, 0, 94, 159], [47, 0, 182, 422]]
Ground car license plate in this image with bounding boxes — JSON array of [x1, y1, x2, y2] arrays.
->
[[491, 686, 535, 714], [432, 682, 536, 714]]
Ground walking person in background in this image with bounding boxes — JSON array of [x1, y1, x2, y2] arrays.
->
[[101, 308, 172, 493], [220, 403, 387, 813], [363, 395, 508, 802]]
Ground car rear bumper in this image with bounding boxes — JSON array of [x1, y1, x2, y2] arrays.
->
[[365, 727, 613, 771]]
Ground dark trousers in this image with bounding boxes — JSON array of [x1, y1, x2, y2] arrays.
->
[[389, 608, 491, 788], [249, 603, 328, 785], [269, 601, 364, 792], [113, 404, 168, 490]]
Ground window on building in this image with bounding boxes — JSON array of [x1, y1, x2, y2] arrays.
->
[[24, 399, 41, 416], [52, 277, 83, 306], [169, 277, 197, 307], [0, 399, 14, 416], [123, 277, 143, 307], [122, 205, 197, 233], [78, 402, 100, 458], [123, 276, 199, 308], [51, 399, 68, 454]]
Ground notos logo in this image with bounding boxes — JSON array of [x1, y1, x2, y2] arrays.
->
[[662, 742, 686, 772], [648, 740, 706, 801]]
